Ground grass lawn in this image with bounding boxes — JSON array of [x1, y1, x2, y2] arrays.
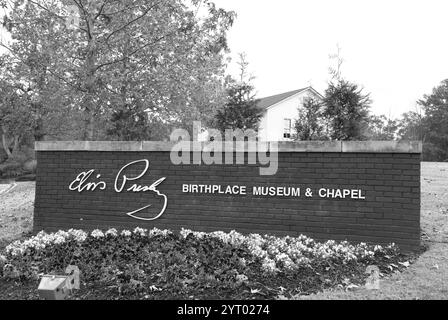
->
[[0, 162, 447, 299]]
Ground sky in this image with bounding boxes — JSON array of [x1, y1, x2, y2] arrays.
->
[[213, 0, 448, 117]]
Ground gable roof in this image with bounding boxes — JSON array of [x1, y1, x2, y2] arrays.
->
[[257, 87, 322, 110]]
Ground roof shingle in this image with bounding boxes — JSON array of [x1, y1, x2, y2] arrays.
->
[[257, 87, 308, 110]]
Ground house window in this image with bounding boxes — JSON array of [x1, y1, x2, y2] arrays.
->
[[283, 118, 292, 139]]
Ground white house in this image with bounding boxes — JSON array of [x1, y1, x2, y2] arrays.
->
[[197, 86, 324, 142], [257, 86, 324, 141]]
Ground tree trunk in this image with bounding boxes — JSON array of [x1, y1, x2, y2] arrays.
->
[[33, 117, 46, 141], [1, 133, 12, 158], [81, 14, 97, 141], [87, 112, 95, 140], [13, 135, 20, 154]]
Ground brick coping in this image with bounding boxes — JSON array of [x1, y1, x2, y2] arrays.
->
[[35, 141, 422, 153]]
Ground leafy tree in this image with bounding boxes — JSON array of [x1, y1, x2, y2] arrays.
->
[[0, 43, 81, 147], [294, 98, 327, 140], [397, 80, 448, 161], [107, 106, 151, 141], [0, 0, 235, 140], [366, 114, 398, 140], [416, 79, 448, 161], [0, 56, 36, 158], [323, 45, 372, 140], [322, 79, 372, 140], [214, 53, 262, 132], [397, 110, 424, 141], [0, 81, 34, 158]]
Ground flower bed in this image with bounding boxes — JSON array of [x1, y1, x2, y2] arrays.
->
[[0, 228, 414, 299]]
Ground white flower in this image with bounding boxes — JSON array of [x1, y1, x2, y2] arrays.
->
[[1, 227, 394, 272], [148, 228, 172, 238], [238, 258, 247, 267], [53, 235, 65, 245], [261, 258, 278, 273], [91, 229, 104, 239], [67, 229, 87, 242], [133, 227, 147, 237], [180, 228, 193, 239], [121, 230, 132, 237], [105, 228, 118, 237], [235, 274, 248, 283]]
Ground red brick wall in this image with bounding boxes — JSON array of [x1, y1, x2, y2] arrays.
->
[[34, 149, 421, 250]]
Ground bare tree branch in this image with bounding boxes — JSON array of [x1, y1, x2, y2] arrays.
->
[[94, 0, 110, 20]]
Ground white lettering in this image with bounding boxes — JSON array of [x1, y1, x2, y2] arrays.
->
[[69, 159, 167, 221], [318, 188, 366, 200], [113, 159, 167, 221], [69, 170, 106, 192], [319, 188, 326, 197]]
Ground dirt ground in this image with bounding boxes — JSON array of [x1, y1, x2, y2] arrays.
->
[[0, 162, 447, 299]]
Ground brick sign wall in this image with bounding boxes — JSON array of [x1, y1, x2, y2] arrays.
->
[[34, 141, 422, 250]]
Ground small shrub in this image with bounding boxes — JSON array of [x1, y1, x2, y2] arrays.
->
[[23, 160, 37, 173]]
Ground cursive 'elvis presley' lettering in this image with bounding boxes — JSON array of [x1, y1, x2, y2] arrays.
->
[[68, 159, 167, 221], [114, 159, 167, 221]]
